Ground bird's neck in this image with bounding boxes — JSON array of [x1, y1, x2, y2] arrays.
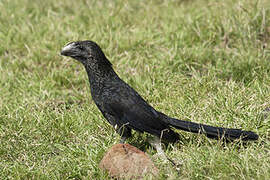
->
[[84, 61, 118, 90]]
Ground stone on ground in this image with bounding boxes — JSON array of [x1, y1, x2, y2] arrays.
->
[[99, 144, 159, 179]]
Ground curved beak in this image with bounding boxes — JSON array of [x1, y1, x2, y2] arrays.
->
[[60, 42, 76, 57]]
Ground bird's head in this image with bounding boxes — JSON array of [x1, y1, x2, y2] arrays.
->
[[61, 40, 111, 67]]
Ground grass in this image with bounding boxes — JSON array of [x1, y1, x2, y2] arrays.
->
[[0, 0, 270, 179]]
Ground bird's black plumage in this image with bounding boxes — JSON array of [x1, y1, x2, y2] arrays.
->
[[61, 40, 258, 143]]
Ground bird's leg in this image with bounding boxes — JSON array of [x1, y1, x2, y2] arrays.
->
[[120, 136, 127, 144], [116, 124, 131, 144], [149, 136, 178, 165], [149, 136, 168, 161]]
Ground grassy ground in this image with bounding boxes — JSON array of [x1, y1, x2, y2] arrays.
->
[[1, 0, 270, 179]]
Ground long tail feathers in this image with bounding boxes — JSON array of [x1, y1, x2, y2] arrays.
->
[[167, 117, 258, 141]]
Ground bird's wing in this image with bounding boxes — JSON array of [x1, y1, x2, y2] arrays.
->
[[103, 89, 169, 136]]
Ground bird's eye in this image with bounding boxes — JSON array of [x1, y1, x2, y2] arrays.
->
[[78, 46, 85, 51]]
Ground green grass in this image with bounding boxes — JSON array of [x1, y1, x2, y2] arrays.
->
[[1, 0, 270, 179]]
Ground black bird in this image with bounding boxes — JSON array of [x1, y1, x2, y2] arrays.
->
[[60, 40, 258, 145]]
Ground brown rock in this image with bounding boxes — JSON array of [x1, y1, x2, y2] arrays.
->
[[99, 144, 159, 179]]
